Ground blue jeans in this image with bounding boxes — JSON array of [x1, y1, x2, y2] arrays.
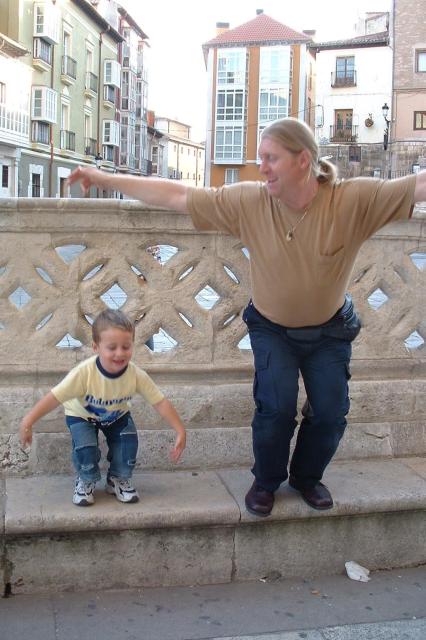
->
[[66, 413, 138, 483], [243, 300, 359, 492]]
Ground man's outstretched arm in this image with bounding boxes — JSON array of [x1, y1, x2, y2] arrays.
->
[[414, 169, 426, 203], [67, 166, 189, 212]]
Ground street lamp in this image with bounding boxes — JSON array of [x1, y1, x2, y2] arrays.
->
[[95, 153, 102, 198], [382, 103, 390, 150]]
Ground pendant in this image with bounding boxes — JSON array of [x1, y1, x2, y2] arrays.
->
[[286, 230, 293, 241]]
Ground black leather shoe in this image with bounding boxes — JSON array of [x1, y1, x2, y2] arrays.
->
[[245, 481, 274, 517], [289, 477, 333, 510]]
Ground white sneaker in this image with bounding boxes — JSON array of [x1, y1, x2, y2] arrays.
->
[[73, 477, 95, 506], [106, 476, 139, 503]]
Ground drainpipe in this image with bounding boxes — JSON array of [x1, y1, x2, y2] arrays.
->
[[48, 0, 57, 197], [97, 30, 106, 161], [48, 42, 55, 197]]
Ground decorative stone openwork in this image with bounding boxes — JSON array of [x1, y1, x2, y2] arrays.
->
[[100, 284, 127, 309], [9, 286, 31, 309], [404, 330, 425, 351], [195, 285, 220, 310], [367, 287, 389, 310], [0, 198, 423, 368]]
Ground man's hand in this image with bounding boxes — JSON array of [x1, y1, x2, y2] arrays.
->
[[67, 166, 106, 196]]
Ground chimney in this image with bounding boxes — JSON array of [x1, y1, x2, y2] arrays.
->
[[216, 22, 230, 36], [256, 9, 264, 15]]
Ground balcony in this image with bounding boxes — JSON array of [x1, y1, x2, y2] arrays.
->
[[84, 137, 97, 157], [103, 85, 115, 108], [330, 125, 358, 143], [31, 121, 49, 145], [331, 71, 357, 87], [61, 55, 77, 85], [60, 129, 75, 151], [33, 37, 52, 70], [102, 145, 115, 162], [85, 71, 98, 96]]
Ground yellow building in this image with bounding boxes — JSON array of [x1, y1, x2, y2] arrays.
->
[[202, 10, 315, 187]]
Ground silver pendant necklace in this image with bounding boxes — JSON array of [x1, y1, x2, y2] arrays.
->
[[286, 208, 309, 242]]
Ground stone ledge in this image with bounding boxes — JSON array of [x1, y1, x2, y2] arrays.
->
[[3, 457, 426, 593], [4, 457, 426, 536]]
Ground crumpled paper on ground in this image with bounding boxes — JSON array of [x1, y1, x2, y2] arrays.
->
[[345, 560, 371, 582]]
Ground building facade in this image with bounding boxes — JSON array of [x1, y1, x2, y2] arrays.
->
[[155, 116, 205, 187], [0, 32, 32, 197], [202, 10, 313, 187], [391, 0, 426, 173], [0, 0, 124, 197], [311, 13, 392, 178]]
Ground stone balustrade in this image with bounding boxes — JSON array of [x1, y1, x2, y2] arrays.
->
[[0, 197, 425, 474]]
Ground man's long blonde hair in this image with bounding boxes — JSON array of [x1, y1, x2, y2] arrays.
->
[[261, 118, 338, 184]]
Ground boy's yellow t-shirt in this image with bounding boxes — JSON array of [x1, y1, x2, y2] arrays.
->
[[51, 355, 164, 424]]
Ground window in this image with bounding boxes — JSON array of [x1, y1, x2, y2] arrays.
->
[[415, 50, 426, 72], [260, 46, 291, 84], [86, 47, 93, 73], [0, 82, 6, 103], [217, 49, 247, 85], [32, 87, 57, 123], [259, 88, 288, 122], [348, 145, 361, 162], [31, 173, 41, 197], [33, 2, 59, 43], [336, 56, 355, 80], [33, 37, 52, 65], [215, 125, 244, 162], [32, 121, 50, 144], [104, 60, 121, 87], [103, 120, 120, 146], [333, 56, 356, 86], [2, 165, 9, 188], [216, 89, 245, 121], [414, 111, 426, 130], [225, 168, 240, 184]]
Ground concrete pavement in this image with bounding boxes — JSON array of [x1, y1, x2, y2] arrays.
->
[[1, 565, 425, 640]]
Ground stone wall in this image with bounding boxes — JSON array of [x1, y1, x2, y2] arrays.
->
[[319, 141, 426, 179], [0, 197, 425, 474]]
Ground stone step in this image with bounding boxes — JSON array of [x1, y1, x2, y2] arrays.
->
[[4, 419, 426, 477], [2, 456, 425, 594], [2, 376, 425, 476]]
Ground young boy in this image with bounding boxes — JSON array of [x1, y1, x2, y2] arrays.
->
[[19, 309, 186, 506]]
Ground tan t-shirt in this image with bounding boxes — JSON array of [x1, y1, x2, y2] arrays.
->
[[187, 176, 416, 327]]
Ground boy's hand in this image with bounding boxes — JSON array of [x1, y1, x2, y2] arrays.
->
[[19, 420, 33, 448], [170, 430, 186, 463]]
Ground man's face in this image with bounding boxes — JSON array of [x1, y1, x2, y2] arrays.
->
[[258, 136, 302, 200]]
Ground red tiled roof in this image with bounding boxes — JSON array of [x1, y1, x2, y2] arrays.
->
[[203, 13, 310, 48]]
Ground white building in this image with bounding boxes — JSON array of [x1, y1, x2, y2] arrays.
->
[[155, 117, 205, 187], [0, 33, 32, 197], [311, 16, 391, 149]]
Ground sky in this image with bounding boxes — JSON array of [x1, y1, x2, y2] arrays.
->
[[119, 0, 391, 140]]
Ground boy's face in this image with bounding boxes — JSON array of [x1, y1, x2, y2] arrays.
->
[[93, 327, 134, 375]]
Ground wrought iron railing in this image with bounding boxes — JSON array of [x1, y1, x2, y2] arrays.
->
[[60, 129, 76, 151], [330, 125, 358, 143], [85, 71, 98, 93], [331, 71, 357, 87], [61, 55, 77, 80]]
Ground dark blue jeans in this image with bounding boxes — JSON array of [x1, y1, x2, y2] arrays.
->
[[243, 300, 359, 492], [66, 413, 138, 482]]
